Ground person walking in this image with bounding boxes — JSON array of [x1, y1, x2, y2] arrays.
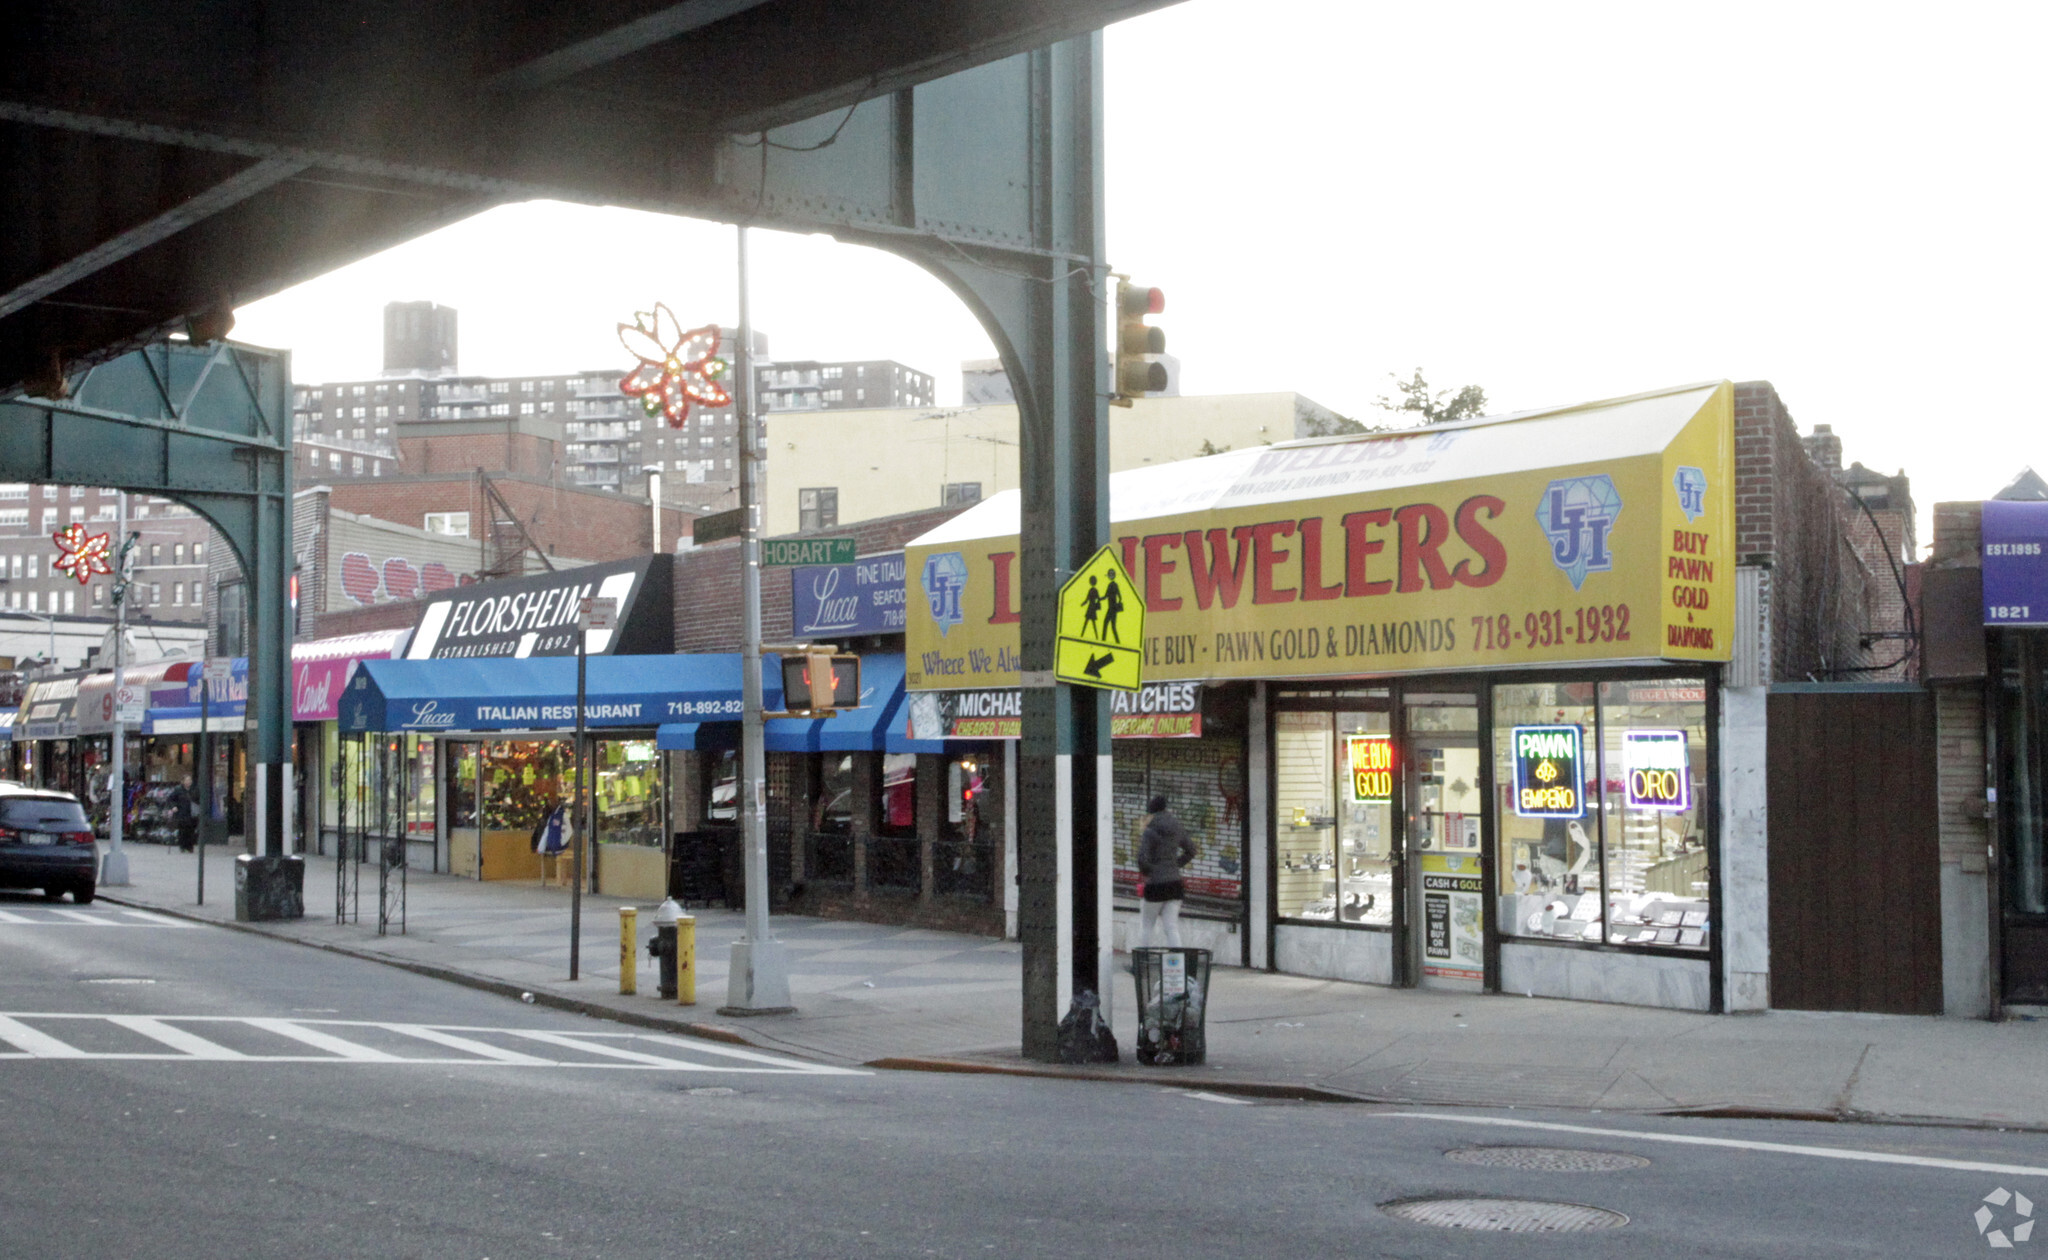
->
[[169, 774, 199, 852], [1136, 793, 1196, 948]]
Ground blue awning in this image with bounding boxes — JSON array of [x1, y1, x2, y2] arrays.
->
[[763, 654, 910, 753], [339, 654, 778, 733], [656, 722, 739, 752], [657, 655, 911, 753]]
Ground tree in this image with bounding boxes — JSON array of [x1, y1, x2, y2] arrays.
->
[[1374, 368, 1488, 427]]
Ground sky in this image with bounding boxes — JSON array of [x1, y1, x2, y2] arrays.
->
[[233, 0, 2048, 556]]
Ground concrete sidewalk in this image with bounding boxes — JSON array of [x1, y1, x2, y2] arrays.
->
[[96, 843, 2048, 1131]]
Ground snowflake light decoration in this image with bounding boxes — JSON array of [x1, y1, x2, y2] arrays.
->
[[618, 303, 731, 427], [51, 523, 113, 586]]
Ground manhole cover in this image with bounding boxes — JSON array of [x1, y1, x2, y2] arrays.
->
[[1381, 1196, 1628, 1232], [1446, 1145, 1649, 1172]]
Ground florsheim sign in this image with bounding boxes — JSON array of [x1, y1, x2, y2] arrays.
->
[[402, 556, 673, 660]]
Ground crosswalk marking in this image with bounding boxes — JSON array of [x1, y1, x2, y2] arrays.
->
[[107, 1015, 246, 1060], [0, 907, 198, 928], [243, 1017, 402, 1062], [0, 1014, 87, 1058], [0, 1014, 863, 1074]]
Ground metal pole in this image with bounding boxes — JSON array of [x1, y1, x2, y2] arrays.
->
[[197, 667, 210, 905], [723, 223, 792, 1014], [102, 492, 131, 886], [646, 465, 663, 554], [570, 630, 586, 980]]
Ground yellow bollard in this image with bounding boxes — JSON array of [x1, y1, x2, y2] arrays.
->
[[618, 906, 637, 996], [677, 913, 696, 1006]]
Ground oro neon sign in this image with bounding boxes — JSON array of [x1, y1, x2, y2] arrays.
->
[[1623, 729, 1692, 812]]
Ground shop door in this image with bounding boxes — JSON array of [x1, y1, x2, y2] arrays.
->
[[1404, 694, 1485, 992]]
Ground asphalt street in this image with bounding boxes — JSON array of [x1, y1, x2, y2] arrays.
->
[[3, 891, 2045, 1259]]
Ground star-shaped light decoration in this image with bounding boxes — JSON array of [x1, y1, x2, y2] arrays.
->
[[618, 303, 731, 427], [51, 523, 113, 586]]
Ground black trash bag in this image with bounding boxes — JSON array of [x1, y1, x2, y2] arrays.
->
[[1056, 989, 1119, 1064]]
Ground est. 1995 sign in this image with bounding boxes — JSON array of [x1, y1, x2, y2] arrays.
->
[[1343, 733, 1392, 802], [1623, 729, 1691, 812], [1512, 725, 1584, 818]]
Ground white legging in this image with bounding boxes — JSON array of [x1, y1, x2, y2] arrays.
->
[[1139, 897, 1183, 948]]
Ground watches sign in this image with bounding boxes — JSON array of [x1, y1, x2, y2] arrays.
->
[[1511, 724, 1584, 818]]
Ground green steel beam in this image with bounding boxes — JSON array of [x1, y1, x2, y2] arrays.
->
[[0, 339, 296, 861]]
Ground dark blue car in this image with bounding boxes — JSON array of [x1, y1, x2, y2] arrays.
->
[[0, 785, 98, 903]]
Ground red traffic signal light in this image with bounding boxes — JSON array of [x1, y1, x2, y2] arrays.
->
[[780, 652, 862, 714], [1113, 281, 1168, 405]]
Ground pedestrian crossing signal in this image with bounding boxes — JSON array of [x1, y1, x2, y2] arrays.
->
[[1054, 545, 1144, 692], [780, 652, 861, 714]]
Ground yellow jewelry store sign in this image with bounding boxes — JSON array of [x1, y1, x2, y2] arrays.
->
[[905, 382, 1734, 689]]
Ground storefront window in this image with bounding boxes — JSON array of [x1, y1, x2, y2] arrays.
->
[[814, 754, 854, 834], [594, 739, 660, 846], [479, 740, 570, 832], [1274, 709, 1391, 924], [878, 753, 916, 837], [935, 750, 994, 899], [1493, 678, 1710, 951]]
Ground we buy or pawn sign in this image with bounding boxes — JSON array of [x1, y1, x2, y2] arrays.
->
[[1054, 544, 1144, 692]]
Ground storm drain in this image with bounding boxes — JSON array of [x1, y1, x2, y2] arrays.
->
[[1445, 1145, 1650, 1172], [1381, 1196, 1628, 1232]]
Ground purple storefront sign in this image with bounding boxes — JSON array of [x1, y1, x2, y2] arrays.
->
[[1983, 500, 2048, 627]]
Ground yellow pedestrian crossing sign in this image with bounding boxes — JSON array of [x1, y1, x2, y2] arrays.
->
[[1056, 544, 1144, 691]]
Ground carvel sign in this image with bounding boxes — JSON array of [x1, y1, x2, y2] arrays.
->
[[792, 552, 907, 637]]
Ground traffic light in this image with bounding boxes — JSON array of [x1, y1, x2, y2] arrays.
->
[[780, 652, 861, 714], [1113, 280, 1167, 406]]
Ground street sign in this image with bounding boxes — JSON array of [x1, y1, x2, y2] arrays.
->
[[113, 685, 145, 723], [1054, 544, 1143, 691], [577, 596, 619, 632], [693, 506, 745, 545], [763, 537, 856, 567]]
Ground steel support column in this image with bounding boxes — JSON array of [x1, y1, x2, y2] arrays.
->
[[0, 339, 298, 911]]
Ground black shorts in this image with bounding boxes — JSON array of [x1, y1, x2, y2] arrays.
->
[[1142, 880, 1184, 904]]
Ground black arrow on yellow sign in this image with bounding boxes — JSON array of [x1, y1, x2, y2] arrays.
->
[[1083, 651, 1114, 678]]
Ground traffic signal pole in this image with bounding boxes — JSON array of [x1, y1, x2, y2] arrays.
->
[[722, 222, 794, 1016]]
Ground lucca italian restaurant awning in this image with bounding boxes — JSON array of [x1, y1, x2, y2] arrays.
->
[[338, 655, 771, 734], [905, 381, 1735, 686]]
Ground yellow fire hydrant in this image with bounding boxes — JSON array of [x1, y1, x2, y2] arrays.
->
[[676, 913, 696, 1006], [618, 906, 637, 996]]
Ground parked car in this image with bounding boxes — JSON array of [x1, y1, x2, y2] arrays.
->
[[0, 784, 98, 903]]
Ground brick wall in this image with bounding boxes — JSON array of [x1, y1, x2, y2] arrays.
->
[[674, 502, 971, 652], [1935, 685, 1989, 868], [1733, 381, 1877, 681], [330, 475, 691, 567], [396, 430, 558, 479]]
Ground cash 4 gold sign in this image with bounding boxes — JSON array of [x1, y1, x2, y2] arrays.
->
[[904, 382, 1735, 691]]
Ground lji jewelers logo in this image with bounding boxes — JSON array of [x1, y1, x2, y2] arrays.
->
[[921, 552, 969, 637], [1673, 466, 1707, 524], [1538, 474, 1622, 591], [1977, 1187, 2035, 1248]]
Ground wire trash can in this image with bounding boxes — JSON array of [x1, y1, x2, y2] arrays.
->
[[1130, 946, 1212, 1065]]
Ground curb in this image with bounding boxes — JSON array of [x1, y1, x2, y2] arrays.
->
[[96, 891, 760, 1049], [863, 1056, 1378, 1104]]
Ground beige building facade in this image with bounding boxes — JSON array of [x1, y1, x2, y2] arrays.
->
[[763, 391, 1347, 535]]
